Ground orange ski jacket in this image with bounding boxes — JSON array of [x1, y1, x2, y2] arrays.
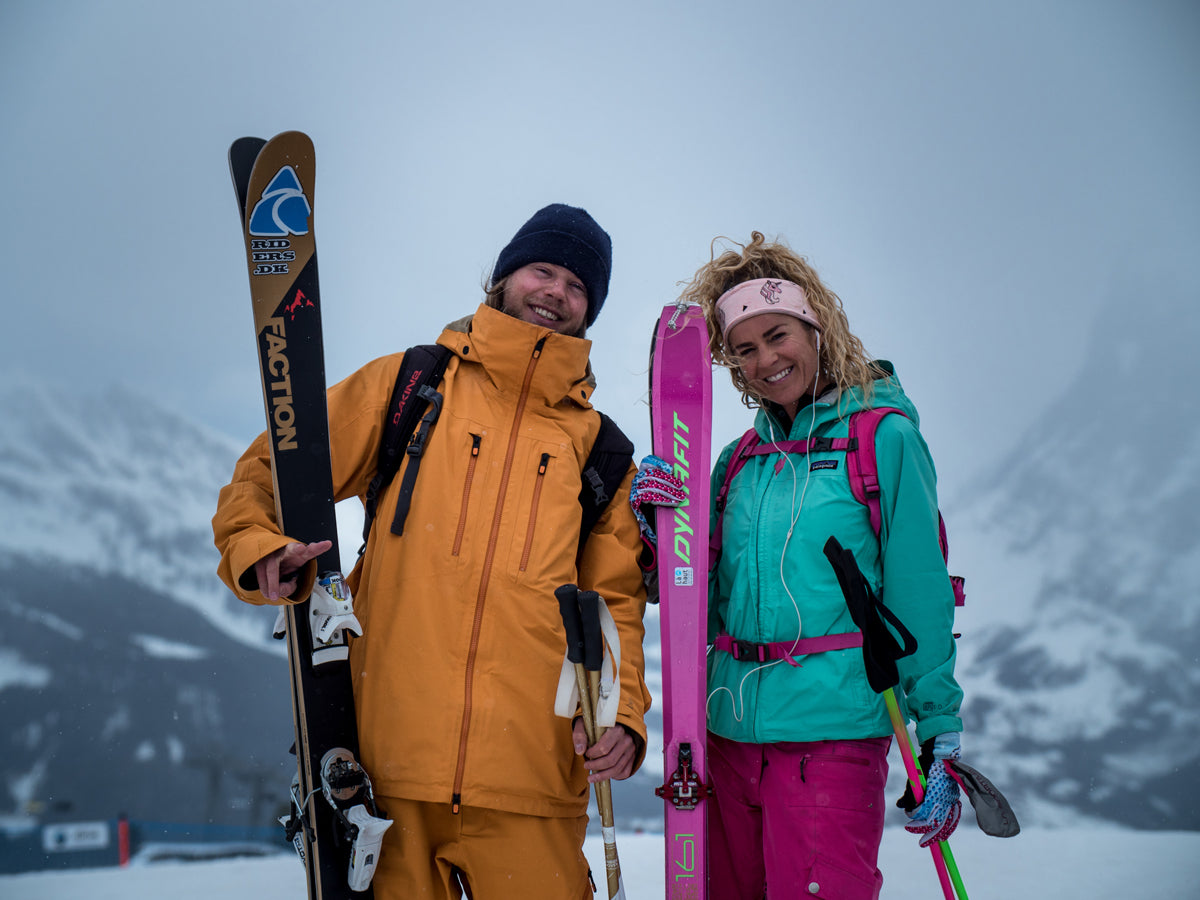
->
[[213, 304, 651, 818]]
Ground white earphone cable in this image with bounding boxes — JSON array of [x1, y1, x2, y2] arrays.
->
[[707, 332, 823, 723]]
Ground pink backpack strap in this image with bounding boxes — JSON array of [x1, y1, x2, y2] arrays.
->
[[709, 428, 762, 569], [709, 429, 852, 568], [752, 438, 853, 474], [847, 408, 966, 607], [710, 429, 858, 568], [846, 407, 905, 537]]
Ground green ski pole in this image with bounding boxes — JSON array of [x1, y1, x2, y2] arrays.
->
[[885, 689, 968, 900]]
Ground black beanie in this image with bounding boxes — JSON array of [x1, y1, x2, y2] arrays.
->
[[493, 204, 612, 326]]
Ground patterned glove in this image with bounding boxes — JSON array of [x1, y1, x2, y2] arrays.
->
[[628, 455, 685, 545], [904, 733, 963, 847]]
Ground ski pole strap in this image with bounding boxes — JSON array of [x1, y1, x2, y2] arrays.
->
[[713, 630, 863, 666], [823, 535, 919, 694]]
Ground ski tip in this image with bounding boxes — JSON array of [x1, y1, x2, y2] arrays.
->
[[228, 137, 269, 220], [229, 136, 267, 155]]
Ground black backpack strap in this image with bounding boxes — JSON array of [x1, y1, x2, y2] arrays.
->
[[577, 411, 635, 561], [359, 344, 452, 554], [389, 380, 445, 537]]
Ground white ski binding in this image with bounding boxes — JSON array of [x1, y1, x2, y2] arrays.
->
[[270, 571, 362, 666], [320, 747, 393, 892]]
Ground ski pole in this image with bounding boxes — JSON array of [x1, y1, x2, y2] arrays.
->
[[577, 589, 626, 900], [557, 585, 599, 741], [557, 585, 626, 900], [884, 688, 969, 900], [822, 538, 967, 900]]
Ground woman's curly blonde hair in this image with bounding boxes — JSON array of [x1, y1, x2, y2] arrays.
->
[[678, 231, 887, 409]]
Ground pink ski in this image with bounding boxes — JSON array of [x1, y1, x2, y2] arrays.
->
[[650, 302, 713, 899]]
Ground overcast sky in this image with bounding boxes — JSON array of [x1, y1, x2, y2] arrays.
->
[[3, 0, 1197, 499]]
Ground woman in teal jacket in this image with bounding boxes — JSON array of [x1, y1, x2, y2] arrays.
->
[[681, 232, 964, 899]]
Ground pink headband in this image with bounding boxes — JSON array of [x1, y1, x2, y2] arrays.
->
[[715, 278, 821, 342]]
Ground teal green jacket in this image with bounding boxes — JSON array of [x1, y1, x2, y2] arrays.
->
[[707, 366, 963, 745]]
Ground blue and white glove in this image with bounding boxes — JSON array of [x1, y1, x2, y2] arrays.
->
[[904, 733, 963, 847], [628, 455, 685, 546]]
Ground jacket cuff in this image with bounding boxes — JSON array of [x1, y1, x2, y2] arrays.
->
[[617, 718, 648, 774], [914, 714, 963, 745], [231, 537, 318, 606]]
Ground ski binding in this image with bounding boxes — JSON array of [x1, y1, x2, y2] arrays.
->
[[655, 742, 713, 811], [320, 747, 393, 892], [270, 571, 362, 666]]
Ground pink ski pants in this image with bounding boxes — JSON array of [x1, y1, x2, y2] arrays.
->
[[707, 733, 891, 900]]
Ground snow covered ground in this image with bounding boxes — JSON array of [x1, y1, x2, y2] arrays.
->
[[3, 826, 1197, 899]]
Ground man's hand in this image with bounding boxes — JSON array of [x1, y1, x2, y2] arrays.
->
[[254, 540, 332, 602], [573, 720, 637, 783]]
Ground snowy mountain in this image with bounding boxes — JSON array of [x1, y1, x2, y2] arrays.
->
[[0, 380, 278, 649], [947, 293, 1200, 829], [0, 381, 292, 840]]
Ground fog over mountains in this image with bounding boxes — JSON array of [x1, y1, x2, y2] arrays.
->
[[946, 291, 1200, 829], [0, 293, 1195, 840]]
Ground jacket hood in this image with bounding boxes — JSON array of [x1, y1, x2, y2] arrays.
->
[[757, 360, 918, 442], [439, 303, 597, 407]]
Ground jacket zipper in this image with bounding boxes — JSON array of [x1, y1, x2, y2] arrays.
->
[[451, 337, 545, 813], [452, 433, 483, 556], [519, 453, 551, 571]]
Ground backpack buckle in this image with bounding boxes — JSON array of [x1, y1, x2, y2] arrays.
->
[[406, 385, 444, 458], [732, 639, 768, 662]]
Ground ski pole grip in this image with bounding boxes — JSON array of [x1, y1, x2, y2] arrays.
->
[[555, 584, 585, 664], [577, 590, 603, 672]]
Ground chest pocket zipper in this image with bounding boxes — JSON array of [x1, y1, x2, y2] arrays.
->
[[519, 453, 552, 571], [452, 434, 483, 556]]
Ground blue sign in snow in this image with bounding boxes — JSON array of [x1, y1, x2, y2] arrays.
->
[[248, 166, 311, 237]]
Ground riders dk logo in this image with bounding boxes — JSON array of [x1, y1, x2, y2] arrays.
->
[[248, 166, 310, 275]]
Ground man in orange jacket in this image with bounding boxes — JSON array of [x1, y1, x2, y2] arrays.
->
[[213, 204, 650, 899]]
